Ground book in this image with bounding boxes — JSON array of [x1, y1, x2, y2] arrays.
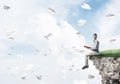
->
[[84, 45, 91, 49]]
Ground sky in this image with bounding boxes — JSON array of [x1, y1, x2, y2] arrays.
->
[[0, 0, 120, 84]]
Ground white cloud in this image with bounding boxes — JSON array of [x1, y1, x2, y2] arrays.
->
[[32, 0, 85, 20], [0, 0, 86, 42], [94, 0, 120, 50], [0, 0, 102, 84], [0, 9, 86, 69], [27, 13, 86, 49]]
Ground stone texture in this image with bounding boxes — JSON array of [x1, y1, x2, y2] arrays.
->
[[90, 56, 120, 84]]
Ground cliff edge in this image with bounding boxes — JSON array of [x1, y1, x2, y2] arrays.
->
[[90, 49, 120, 84]]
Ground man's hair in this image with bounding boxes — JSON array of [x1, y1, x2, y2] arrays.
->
[[93, 33, 97, 37]]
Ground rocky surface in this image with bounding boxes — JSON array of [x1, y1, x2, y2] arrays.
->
[[90, 56, 120, 84]]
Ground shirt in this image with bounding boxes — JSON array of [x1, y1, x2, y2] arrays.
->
[[91, 39, 99, 53]]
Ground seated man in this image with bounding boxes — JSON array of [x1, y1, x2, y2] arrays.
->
[[82, 33, 99, 70]]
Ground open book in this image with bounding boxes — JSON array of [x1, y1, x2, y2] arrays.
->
[[84, 45, 91, 49]]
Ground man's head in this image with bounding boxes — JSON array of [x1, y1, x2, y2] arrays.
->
[[93, 33, 97, 40]]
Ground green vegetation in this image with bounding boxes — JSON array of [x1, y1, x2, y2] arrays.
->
[[97, 49, 120, 57]]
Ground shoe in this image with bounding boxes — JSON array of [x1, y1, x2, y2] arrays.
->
[[82, 65, 89, 70]]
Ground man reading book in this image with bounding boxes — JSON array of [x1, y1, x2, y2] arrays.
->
[[82, 33, 99, 70]]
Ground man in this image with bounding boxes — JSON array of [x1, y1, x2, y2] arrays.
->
[[82, 33, 99, 70]]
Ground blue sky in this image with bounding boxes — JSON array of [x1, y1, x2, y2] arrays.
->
[[0, 0, 120, 84], [0, 0, 119, 67], [67, 0, 110, 42]]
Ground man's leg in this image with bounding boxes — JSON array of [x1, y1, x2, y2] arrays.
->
[[82, 50, 98, 70], [85, 55, 89, 66], [82, 55, 89, 69]]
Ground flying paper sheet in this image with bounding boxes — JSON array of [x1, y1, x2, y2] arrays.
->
[[106, 14, 115, 17], [48, 7, 56, 14], [77, 19, 87, 26], [3, 5, 10, 10], [81, 3, 92, 10]]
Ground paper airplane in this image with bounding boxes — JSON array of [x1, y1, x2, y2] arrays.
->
[[44, 33, 52, 39], [81, 3, 92, 10], [31, 71, 43, 80], [36, 75, 42, 80], [69, 68, 73, 71], [71, 65, 75, 67], [8, 53, 12, 56], [48, 7, 56, 14], [35, 49, 40, 53], [76, 32, 80, 35], [8, 37, 15, 40], [110, 39, 116, 42], [88, 74, 95, 79], [3, 5, 10, 10], [44, 53, 47, 56], [106, 14, 115, 17], [68, 65, 75, 71], [77, 19, 87, 26], [21, 76, 26, 80]]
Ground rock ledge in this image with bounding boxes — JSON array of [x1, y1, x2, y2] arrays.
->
[[90, 56, 120, 84]]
